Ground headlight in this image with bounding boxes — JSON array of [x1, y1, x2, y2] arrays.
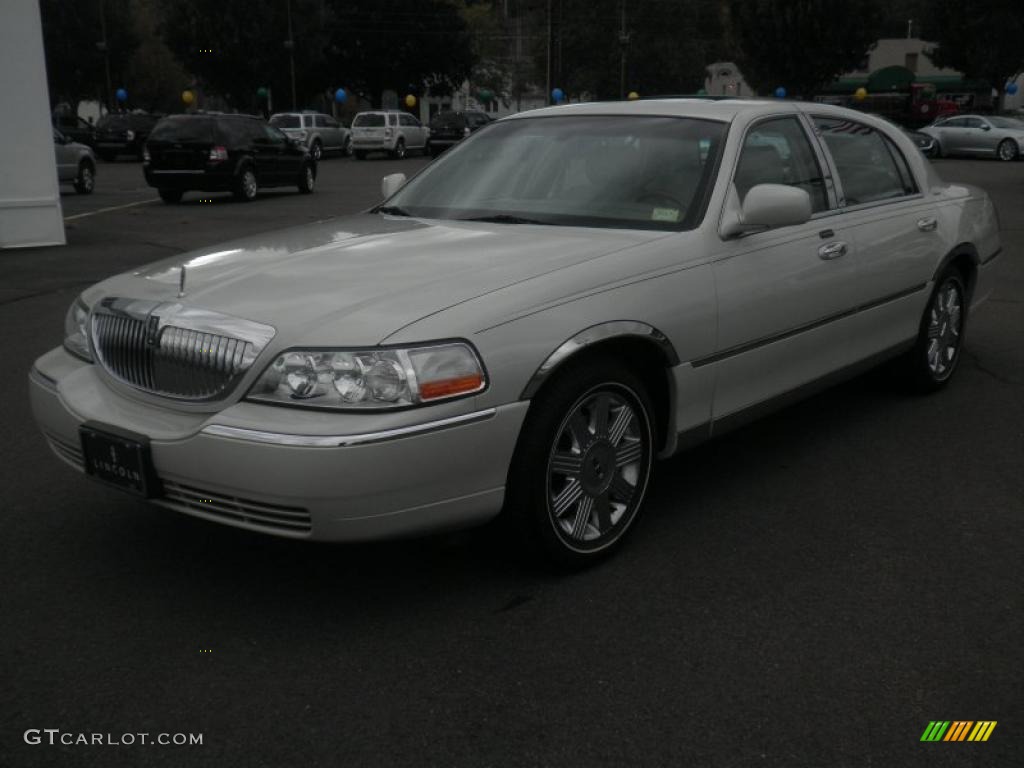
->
[[63, 297, 92, 361], [247, 342, 487, 410]]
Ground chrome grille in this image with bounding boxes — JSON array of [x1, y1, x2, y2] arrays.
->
[[92, 311, 256, 400], [160, 481, 312, 535]]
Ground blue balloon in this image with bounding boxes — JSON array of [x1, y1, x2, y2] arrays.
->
[[551, 87, 565, 103], [115, 88, 128, 102], [334, 87, 348, 104], [1007, 82, 1020, 95], [774, 86, 787, 99]]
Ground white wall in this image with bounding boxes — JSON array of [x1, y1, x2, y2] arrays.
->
[[0, 0, 65, 248]]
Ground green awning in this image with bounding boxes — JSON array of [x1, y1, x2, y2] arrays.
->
[[867, 66, 916, 92]]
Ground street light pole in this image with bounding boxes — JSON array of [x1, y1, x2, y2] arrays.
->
[[97, 0, 113, 112], [618, 1, 629, 100], [545, 0, 552, 102]]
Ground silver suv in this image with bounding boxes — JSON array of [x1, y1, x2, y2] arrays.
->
[[350, 111, 429, 159], [269, 112, 351, 160]]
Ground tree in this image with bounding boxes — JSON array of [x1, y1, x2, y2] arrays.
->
[[727, 0, 883, 98], [921, 0, 1024, 112], [40, 0, 139, 110]]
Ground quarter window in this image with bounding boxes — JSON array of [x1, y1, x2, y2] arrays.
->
[[814, 117, 914, 205], [734, 117, 828, 212]]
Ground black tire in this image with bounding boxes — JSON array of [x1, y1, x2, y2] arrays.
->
[[297, 162, 315, 194], [354, 150, 367, 160], [97, 150, 117, 162], [310, 140, 322, 161], [391, 138, 406, 159], [996, 138, 1019, 162], [894, 265, 968, 392], [73, 160, 95, 194], [232, 166, 258, 201], [504, 355, 656, 568], [157, 188, 183, 204]]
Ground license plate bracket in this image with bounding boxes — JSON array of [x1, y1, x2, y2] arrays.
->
[[79, 422, 160, 497]]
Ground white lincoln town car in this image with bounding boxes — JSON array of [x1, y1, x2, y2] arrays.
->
[[30, 99, 1001, 566]]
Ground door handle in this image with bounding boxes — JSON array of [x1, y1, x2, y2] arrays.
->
[[818, 241, 848, 260], [917, 217, 938, 232]]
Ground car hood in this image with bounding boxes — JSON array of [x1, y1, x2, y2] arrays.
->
[[84, 214, 667, 346]]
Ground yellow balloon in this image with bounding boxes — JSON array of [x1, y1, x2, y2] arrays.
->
[[182, 89, 195, 105], [854, 87, 868, 101], [627, 91, 640, 100], [404, 94, 417, 108]]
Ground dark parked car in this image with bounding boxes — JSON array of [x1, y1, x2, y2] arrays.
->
[[143, 114, 316, 203], [94, 112, 161, 161], [426, 110, 492, 156], [52, 112, 96, 149]]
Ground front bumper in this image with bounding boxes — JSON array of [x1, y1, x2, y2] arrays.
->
[[30, 347, 527, 541]]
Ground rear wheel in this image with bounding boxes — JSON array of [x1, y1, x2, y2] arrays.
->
[[310, 140, 322, 161], [391, 138, 406, 159], [297, 163, 315, 194], [73, 161, 95, 194], [504, 356, 656, 568], [895, 265, 967, 392], [157, 188, 183, 204], [997, 139, 1019, 161], [233, 166, 258, 201]]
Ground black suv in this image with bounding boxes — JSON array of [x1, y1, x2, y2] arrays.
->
[[426, 110, 493, 156], [94, 112, 161, 161], [143, 114, 316, 203]]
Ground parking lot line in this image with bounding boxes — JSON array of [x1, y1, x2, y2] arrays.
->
[[64, 198, 160, 221]]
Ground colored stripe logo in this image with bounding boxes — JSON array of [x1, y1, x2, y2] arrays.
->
[[920, 721, 997, 742]]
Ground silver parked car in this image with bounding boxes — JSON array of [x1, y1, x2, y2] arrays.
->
[[53, 128, 96, 194], [269, 112, 350, 160], [30, 100, 1000, 567], [920, 114, 1024, 161], [351, 110, 429, 159]]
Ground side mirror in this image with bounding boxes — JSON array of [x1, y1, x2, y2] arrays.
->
[[381, 173, 407, 199], [740, 183, 812, 230], [980, 124, 991, 131]]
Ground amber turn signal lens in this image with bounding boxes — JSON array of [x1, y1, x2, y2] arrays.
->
[[420, 374, 484, 401]]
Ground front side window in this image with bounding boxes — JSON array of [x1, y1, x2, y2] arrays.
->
[[314, 115, 328, 128], [386, 115, 726, 231], [814, 117, 915, 205], [734, 117, 828, 212], [964, 117, 986, 129]]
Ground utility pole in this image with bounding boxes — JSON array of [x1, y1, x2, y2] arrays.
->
[[97, 0, 113, 112], [285, 0, 297, 109], [618, 1, 629, 100], [545, 0, 552, 102]]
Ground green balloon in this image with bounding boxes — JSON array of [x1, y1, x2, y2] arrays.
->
[[478, 89, 493, 103], [257, 87, 268, 99], [696, 88, 707, 96]]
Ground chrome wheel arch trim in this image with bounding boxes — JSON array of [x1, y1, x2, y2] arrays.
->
[[200, 407, 496, 447], [520, 321, 679, 400]]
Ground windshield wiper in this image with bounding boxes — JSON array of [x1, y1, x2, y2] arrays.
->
[[377, 205, 411, 216], [460, 214, 545, 225]]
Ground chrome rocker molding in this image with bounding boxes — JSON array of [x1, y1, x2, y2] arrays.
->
[[520, 321, 679, 399], [200, 408, 497, 447]]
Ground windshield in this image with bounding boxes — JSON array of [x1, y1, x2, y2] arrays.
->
[[148, 117, 216, 143], [353, 113, 386, 127], [988, 117, 1024, 129], [269, 114, 301, 129], [387, 115, 726, 230]]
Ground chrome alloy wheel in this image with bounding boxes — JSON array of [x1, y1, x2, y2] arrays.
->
[[926, 278, 963, 380], [546, 386, 651, 550], [997, 139, 1018, 161], [242, 170, 257, 199]]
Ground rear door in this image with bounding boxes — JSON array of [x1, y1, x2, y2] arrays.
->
[[253, 123, 289, 182], [315, 114, 342, 151], [710, 114, 860, 420], [938, 117, 969, 154], [811, 115, 943, 353]]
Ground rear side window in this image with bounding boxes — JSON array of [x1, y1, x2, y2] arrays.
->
[[218, 118, 255, 146], [353, 113, 385, 127], [270, 115, 301, 129], [148, 117, 216, 143], [813, 117, 915, 205], [734, 117, 828, 212], [314, 115, 329, 128]]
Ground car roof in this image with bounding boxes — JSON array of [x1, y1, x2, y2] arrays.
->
[[502, 98, 888, 126]]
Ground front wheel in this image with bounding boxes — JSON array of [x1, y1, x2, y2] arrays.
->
[[895, 266, 967, 392], [297, 163, 315, 194], [997, 139, 1019, 162], [232, 166, 258, 201], [73, 161, 95, 194], [310, 140, 322, 161], [504, 356, 656, 568]]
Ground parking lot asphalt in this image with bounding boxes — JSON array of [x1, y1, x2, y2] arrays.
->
[[1, 155, 1021, 767]]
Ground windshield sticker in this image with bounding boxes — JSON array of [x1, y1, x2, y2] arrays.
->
[[651, 208, 680, 222]]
